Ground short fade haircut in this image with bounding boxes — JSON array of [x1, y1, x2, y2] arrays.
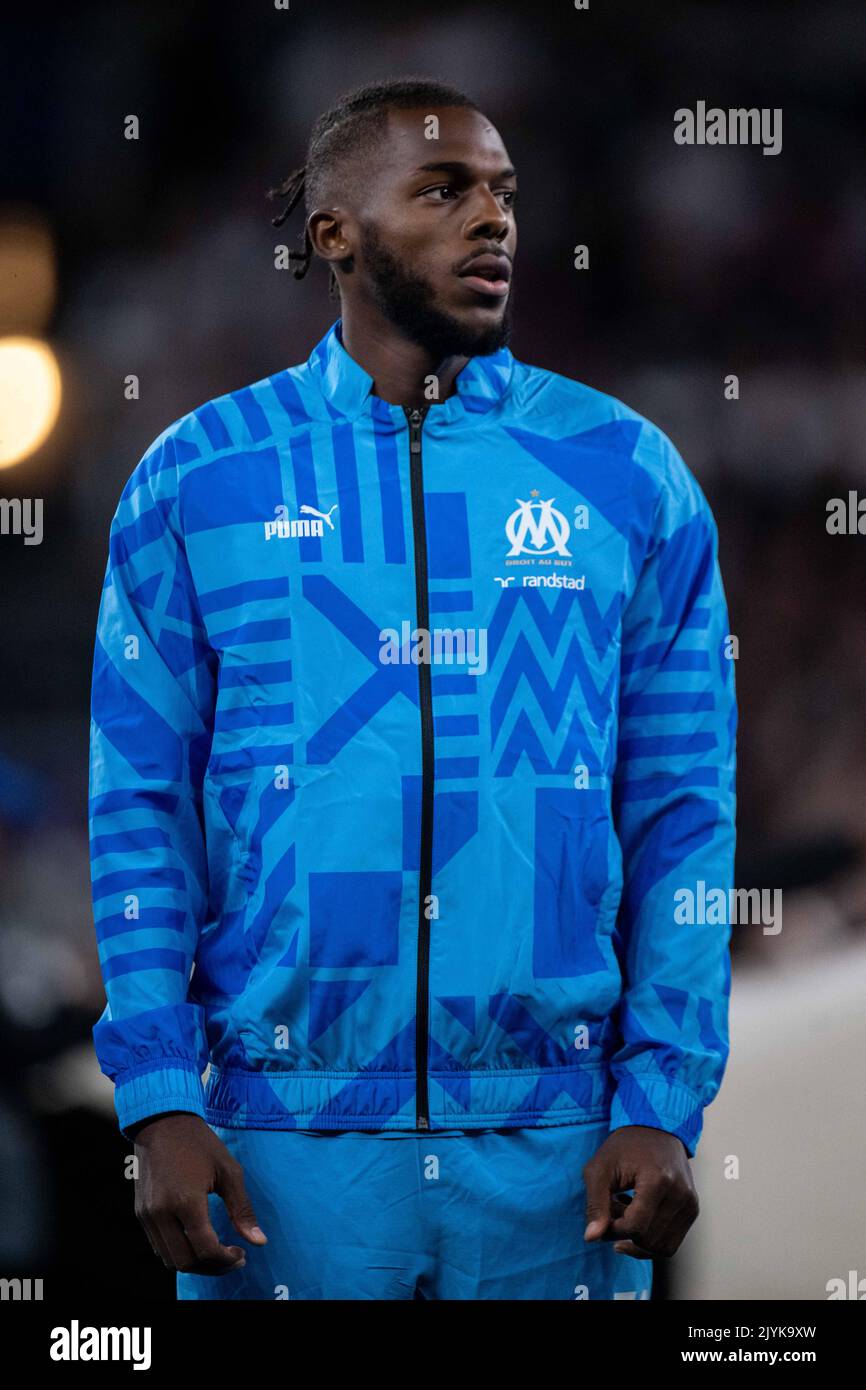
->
[[267, 76, 480, 295]]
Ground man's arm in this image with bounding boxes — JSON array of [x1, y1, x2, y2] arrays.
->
[[89, 431, 216, 1133], [89, 432, 265, 1272], [585, 430, 737, 1258]]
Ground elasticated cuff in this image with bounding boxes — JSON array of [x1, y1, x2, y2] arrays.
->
[[114, 1062, 206, 1138], [608, 1073, 705, 1158]]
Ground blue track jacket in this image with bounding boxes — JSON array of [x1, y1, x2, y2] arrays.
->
[[88, 319, 737, 1155]]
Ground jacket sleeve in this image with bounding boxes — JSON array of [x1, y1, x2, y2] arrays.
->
[[88, 432, 217, 1136], [608, 433, 737, 1158]]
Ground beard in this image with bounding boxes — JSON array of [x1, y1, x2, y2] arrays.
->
[[358, 222, 514, 360]]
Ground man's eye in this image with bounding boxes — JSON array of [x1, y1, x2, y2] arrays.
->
[[419, 185, 517, 206], [421, 185, 458, 200]]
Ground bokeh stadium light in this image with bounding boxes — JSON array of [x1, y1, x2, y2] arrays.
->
[[0, 207, 62, 469]]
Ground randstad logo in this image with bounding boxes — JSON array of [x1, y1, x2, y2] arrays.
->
[[264, 502, 338, 540], [506, 493, 571, 557]]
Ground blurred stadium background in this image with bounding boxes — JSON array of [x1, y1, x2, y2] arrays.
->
[[1, 0, 865, 1300]]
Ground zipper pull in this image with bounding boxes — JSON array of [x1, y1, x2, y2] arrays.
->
[[406, 406, 425, 453]]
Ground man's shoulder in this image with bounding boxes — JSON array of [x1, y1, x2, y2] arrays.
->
[[141, 358, 318, 473], [508, 355, 699, 499]]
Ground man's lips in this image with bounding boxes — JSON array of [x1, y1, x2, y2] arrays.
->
[[457, 253, 511, 298], [459, 274, 510, 298]]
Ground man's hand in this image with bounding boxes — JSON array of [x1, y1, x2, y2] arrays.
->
[[582, 1125, 698, 1259], [131, 1112, 268, 1275]]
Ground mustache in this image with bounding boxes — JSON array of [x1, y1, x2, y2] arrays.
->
[[453, 246, 513, 276]]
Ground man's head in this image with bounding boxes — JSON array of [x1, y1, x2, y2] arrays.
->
[[270, 78, 517, 359]]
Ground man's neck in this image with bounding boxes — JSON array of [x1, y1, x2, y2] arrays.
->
[[339, 304, 467, 409]]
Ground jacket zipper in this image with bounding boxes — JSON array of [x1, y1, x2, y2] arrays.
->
[[405, 404, 434, 1131]]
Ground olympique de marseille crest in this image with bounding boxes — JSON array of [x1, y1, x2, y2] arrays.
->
[[505, 495, 572, 557]]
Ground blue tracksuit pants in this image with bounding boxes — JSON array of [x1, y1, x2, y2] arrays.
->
[[177, 1122, 653, 1301]]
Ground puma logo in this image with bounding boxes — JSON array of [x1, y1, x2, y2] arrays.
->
[[300, 504, 338, 530], [264, 503, 339, 540]]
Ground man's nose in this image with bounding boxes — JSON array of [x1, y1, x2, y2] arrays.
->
[[465, 188, 510, 241]]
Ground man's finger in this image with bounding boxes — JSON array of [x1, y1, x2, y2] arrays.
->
[[616, 1190, 698, 1258], [216, 1159, 268, 1246], [180, 1196, 248, 1274], [606, 1179, 670, 1248], [611, 1185, 696, 1257], [661, 1192, 700, 1256], [139, 1213, 174, 1269], [582, 1159, 620, 1240], [154, 1212, 203, 1273], [153, 1211, 244, 1276]]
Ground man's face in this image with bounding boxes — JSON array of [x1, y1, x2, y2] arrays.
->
[[349, 105, 518, 359]]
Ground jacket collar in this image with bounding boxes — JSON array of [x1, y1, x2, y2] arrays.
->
[[306, 318, 515, 424]]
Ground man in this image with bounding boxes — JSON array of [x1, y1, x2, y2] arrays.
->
[[88, 77, 736, 1300]]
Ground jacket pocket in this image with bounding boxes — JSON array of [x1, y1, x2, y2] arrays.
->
[[533, 787, 614, 978]]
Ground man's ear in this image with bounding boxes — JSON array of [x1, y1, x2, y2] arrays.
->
[[307, 208, 354, 274]]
